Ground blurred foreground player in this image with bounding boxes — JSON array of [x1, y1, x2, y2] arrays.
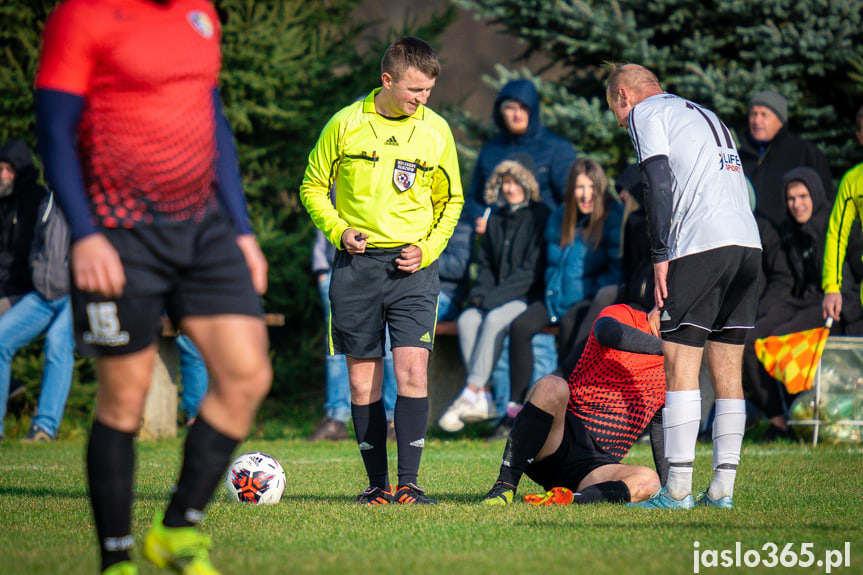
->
[[481, 304, 667, 506], [36, 0, 272, 573]]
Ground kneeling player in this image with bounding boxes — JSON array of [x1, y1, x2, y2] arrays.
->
[[481, 304, 667, 505]]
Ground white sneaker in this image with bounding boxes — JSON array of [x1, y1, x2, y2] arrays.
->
[[460, 392, 498, 423], [438, 396, 472, 432]]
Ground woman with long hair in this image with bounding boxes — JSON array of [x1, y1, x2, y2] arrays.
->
[[506, 158, 623, 423]]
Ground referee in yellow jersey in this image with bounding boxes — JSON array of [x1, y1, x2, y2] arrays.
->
[[300, 37, 463, 505]]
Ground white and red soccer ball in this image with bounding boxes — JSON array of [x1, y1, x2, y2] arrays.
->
[[224, 451, 286, 505]]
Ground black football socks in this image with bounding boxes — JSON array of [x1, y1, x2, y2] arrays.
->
[[394, 395, 429, 487], [496, 401, 554, 487], [352, 399, 389, 489], [87, 420, 136, 571], [163, 417, 239, 528], [572, 481, 631, 504]]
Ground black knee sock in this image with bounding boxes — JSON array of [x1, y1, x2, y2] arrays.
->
[[394, 395, 428, 487], [163, 417, 239, 528], [496, 402, 554, 487], [87, 420, 136, 571], [649, 408, 669, 486], [352, 400, 389, 489], [572, 481, 631, 504]]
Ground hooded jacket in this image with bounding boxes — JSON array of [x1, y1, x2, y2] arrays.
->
[[740, 125, 834, 229], [0, 140, 47, 300], [466, 80, 577, 221], [29, 192, 71, 301], [780, 167, 862, 322], [469, 159, 549, 311]]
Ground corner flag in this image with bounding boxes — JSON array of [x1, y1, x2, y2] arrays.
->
[[754, 318, 833, 394]]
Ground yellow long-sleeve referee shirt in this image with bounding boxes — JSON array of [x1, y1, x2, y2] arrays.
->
[[299, 89, 463, 269], [823, 162, 863, 295]]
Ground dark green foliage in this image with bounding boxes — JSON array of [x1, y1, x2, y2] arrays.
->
[[0, 0, 55, 148], [452, 0, 863, 180]]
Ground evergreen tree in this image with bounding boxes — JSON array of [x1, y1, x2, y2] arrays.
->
[[452, 0, 863, 181]]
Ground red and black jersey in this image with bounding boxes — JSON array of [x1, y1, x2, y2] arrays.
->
[[567, 304, 666, 460], [35, 0, 221, 229]]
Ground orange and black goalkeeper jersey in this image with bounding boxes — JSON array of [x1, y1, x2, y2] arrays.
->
[[36, 0, 222, 229], [568, 304, 666, 460]]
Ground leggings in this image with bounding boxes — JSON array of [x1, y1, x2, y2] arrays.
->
[[509, 301, 588, 404]]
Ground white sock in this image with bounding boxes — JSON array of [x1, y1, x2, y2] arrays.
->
[[708, 468, 737, 500], [666, 466, 693, 501], [663, 390, 702, 500], [708, 398, 745, 500]]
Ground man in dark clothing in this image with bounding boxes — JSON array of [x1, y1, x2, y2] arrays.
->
[[0, 139, 75, 443], [467, 79, 576, 233], [739, 89, 834, 229], [0, 139, 47, 316], [742, 166, 863, 441]]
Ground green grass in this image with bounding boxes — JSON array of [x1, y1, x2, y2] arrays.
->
[[1, 437, 861, 574]]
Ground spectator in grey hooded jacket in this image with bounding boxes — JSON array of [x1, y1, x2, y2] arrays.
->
[[0, 139, 74, 442]]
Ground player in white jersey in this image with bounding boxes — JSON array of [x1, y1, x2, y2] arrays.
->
[[606, 64, 762, 509]]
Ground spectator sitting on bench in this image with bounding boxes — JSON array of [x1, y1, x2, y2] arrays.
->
[[438, 155, 549, 432], [506, 158, 622, 425]]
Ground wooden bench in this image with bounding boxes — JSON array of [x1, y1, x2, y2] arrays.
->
[[140, 314, 285, 440], [427, 320, 558, 424]]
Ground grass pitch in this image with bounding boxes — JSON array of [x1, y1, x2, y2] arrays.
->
[[1, 437, 861, 574]]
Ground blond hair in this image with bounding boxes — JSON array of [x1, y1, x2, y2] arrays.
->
[[606, 63, 662, 102]]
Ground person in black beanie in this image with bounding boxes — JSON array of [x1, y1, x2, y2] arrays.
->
[[740, 89, 834, 229]]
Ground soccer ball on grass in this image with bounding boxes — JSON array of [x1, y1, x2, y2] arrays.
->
[[224, 451, 286, 504]]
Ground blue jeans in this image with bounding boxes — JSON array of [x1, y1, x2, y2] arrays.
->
[[319, 272, 396, 422], [0, 293, 75, 437], [176, 334, 208, 420], [437, 290, 460, 322], [491, 333, 557, 417]]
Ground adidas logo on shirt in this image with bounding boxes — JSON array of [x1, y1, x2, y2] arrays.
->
[[357, 442, 374, 451], [385, 136, 399, 146]]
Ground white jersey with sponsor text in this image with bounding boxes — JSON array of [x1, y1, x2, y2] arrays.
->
[[628, 93, 761, 261]]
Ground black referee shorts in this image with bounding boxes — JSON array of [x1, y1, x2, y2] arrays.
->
[[72, 209, 262, 357], [329, 247, 439, 358]]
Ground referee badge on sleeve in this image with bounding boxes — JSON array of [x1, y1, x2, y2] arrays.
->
[[393, 159, 417, 192]]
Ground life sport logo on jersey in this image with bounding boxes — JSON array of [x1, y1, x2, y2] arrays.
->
[[187, 11, 215, 39], [393, 159, 418, 192], [718, 151, 742, 173]]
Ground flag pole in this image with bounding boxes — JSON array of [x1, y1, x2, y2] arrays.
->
[[811, 317, 833, 446]]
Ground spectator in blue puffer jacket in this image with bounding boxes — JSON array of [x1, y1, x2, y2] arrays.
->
[[468, 79, 577, 234], [507, 158, 623, 413]]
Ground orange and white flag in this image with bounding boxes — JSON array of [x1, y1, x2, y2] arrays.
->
[[754, 318, 833, 394]]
